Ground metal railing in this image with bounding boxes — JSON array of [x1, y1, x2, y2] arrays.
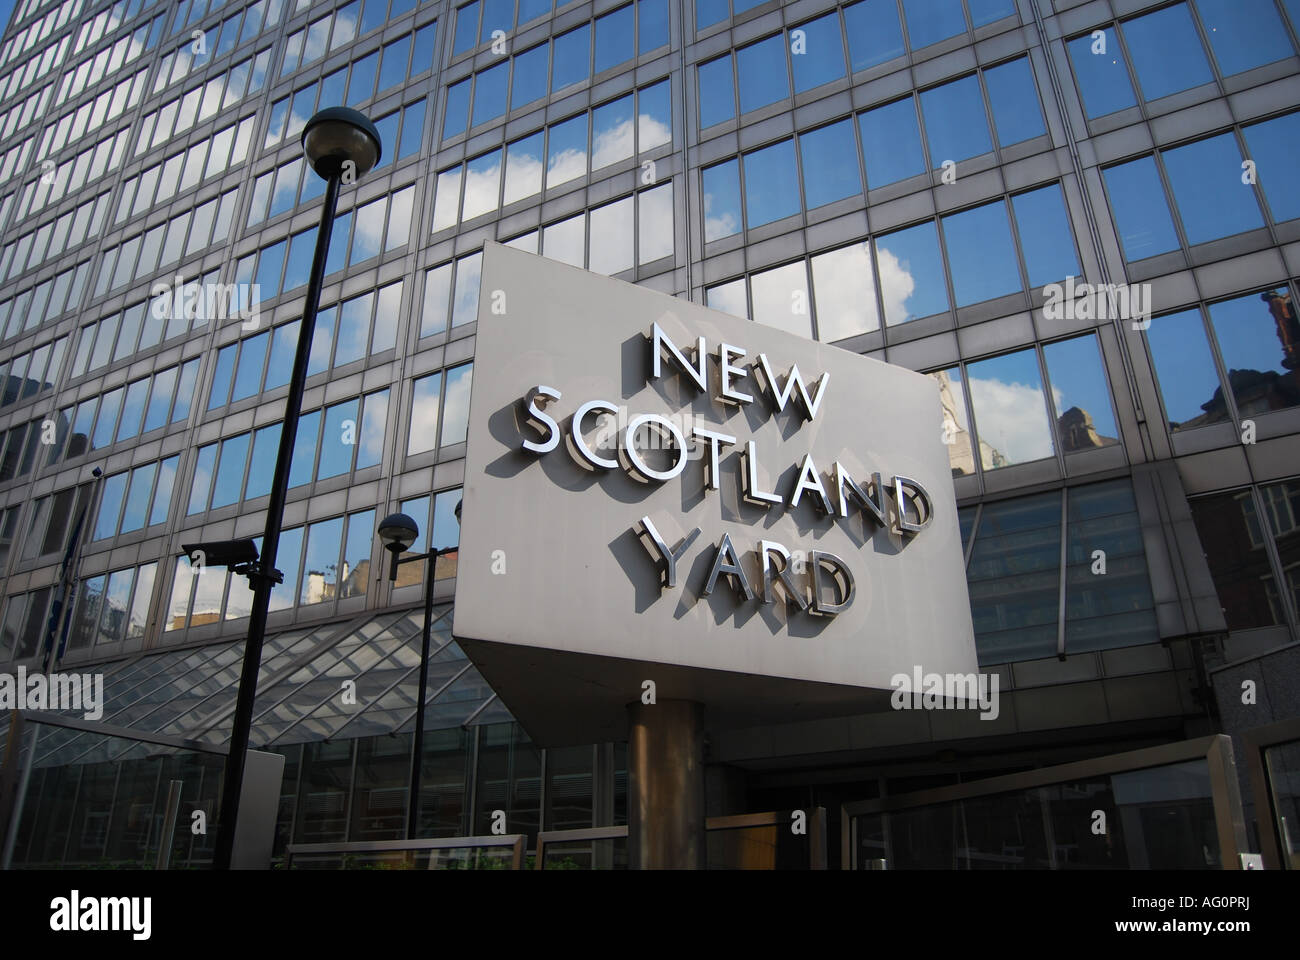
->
[[283, 833, 527, 870]]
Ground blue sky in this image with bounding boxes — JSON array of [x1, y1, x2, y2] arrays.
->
[[0, 0, 16, 39]]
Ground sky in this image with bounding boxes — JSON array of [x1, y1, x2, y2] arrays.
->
[[0, 0, 16, 39]]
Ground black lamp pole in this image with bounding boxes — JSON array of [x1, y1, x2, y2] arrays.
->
[[214, 108, 380, 870]]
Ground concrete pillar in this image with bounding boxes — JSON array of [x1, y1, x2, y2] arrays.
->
[[627, 699, 705, 869]]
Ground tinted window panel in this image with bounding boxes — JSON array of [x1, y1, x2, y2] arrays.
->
[[1043, 335, 1118, 451], [1196, 0, 1292, 77], [859, 98, 924, 188], [1145, 308, 1228, 431], [920, 74, 991, 165], [844, 0, 904, 71], [751, 262, 811, 340], [791, 13, 845, 93], [1012, 184, 1079, 288], [811, 242, 879, 340], [799, 119, 861, 209], [471, 61, 508, 127], [875, 221, 948, 324], [594, 5, 634, 74], [702, 159, 741, 242], [967, 348, 1054, 468], [1162, 133, 1264, 244], [1243, 112, 1300, 223], [942, 201, 1021, 306], [902, 0, 965, 49], [511, 44, 548, 110], [698, 56, 734, 127], [1102, 157, 1179, 260], [736, 35, 788, 114], [552, 25, 590, 91], [1207, 289, 1300, 416], [743, 139, 799, 227], [1121, 4, 1212, 101], [984, 58, 1044, 146]]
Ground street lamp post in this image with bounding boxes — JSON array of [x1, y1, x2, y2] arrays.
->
[[377, 503, 459, 840], [213, 108, 381, 870]]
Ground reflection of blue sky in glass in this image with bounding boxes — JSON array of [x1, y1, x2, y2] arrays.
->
[[471, 61, 508, 127], [1013, 184, 1079, 287], [551, 24, 590, 91], [1103, 157, 1179, 260], [443, 79, 470, 138], [942, 201, 1021, 306], [968, 0, 1015, 26], [1068, 29, 1135, 118], [504, 133, 544, 206], [967, 348, 1055, 467], [984, 58, 1045, 146], [1146, 309, 1227, 429], [743, 140, 799, 226], [698, 56, 734, 127], [697, 0, 727, 29], [800, 119, 861, 209], [1043, 335, 1118, 447], [511, 45, 548, 110], [737, 35, 789, 113], [902, 0, 965, 50], [1243, 112, 1300, 223], [792, 13, 845, 92], [859, 98, 924, 187], [707, 278, 748, 319], [546, 114, 587, 187], [1208, 291, 1300, 414], [639, 0, 669, 53], [1163, 133, 1263, 244], [594, 5, 633, 74], [638, 80, 672, 149], [844, 0, 904, 71], [920, 75, 992, 165], [1196, 0, 1292, 77], [875, 221, 948, 324], [1121, 4, 1212, 101]]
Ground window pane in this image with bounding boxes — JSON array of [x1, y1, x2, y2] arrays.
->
[[1067, 28, 1135, 119], [1102, 157, 1180, 260], [300, 516, 344, 605], [637, 79, 671, 150], [1121, 4, 1213, 101], [462, 149, 502, 221], [269, 526, 303, 612], [268, 322, 299, 390], [1012, 184, 1079, 288], [471, 61, 508, 127], [1065, 480, 1157, 652], [1243, 112, 1300, 224], [551, 24, 590, 91], [357, 389, 389, 468], [479, 0, 510, 42], [702, 160, 741, 242], [1146, 308, 1228, 431], [421, 263, 452, 336], [844, 0, 904, 71], [351, 197, 386, 264], [121, 462, 157, 533], [707, 278, 748, 319], [698, 56, 734, 127], [543, 214, 584, 267], [246, 424, 281, 499], [441, 363, 473, 447], [432, 166, 462, 230], [1261, 479, 1300, 628], [751, 261, 811, 339], [875, 221, 948, 324], [966, 492, 1062, 663], [967, 348, 1055, 467], [920, 74, 991, 165], [151, 456, 177, 526], [1193, 0, 1291, 78], [1162, 133, 1263, 244], [212, 432, 250, 508], [188, 444, 216, 514], [340, 509, 374, 598], [594, 5, 633, 74], [639, 183, 674, 264], [93, 388, 123, 448], [289, 409, 321, 486], [510, 45, 548, 110], [94, 473, 127, 539], [504, 132, 544, 205], [697, 0, 726, 29], [451, 253, 481, 326], [800, 119, 861, 210], [743, 139, 799, 227], [432, 489, 461, 579], [319, 399, 360, 478], [116, 378, 148, 441], [453, 1, 479, 53], [902, 0, 966, 50], [791, 13, 845, 92], [1043, 335, 1118, 452], [408, 373, 441, 455], [443, 78, 470, 138], [1207, 289, 1300, 416], [1189, 491, 1282, 629], [984, 57, 1044, 146], [930, 368, 975, 476], [592, 95, 634, 170], [232, 332, 268, 402], [736, 35, 788, 114], [968, 0, 1014, 26], [943, 200, 1020, 306], [588, 197, 633, 275], [546, 114, 587, 188], [811, 242, 879, 340], [859, 97, 924, 188], [126, 563, 156, 644], [639, 0, 668, 53]]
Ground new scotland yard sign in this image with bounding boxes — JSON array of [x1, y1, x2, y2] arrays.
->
[[453, 243, 977, 745]]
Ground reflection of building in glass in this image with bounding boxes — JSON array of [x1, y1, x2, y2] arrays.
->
[[1057, 406, 1117, 451], [934, 370, 1004, 474], [1262, 289, 1300, 371]]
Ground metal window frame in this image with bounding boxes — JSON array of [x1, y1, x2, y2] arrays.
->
[[840, 733, 1247, 870], [284, 831, 526, 868], [1240, 715, 1300, 870]]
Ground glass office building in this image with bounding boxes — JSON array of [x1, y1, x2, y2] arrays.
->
[[0, 0, 1298, 868]]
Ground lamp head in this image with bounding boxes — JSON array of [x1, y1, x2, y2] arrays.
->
[[378, 513, 419, 555], [301, 106, 382, 180]]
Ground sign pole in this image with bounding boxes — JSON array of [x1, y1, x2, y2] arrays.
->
[[627, 700, 705, 869]]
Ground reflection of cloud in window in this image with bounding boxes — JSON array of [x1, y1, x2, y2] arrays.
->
[[441, 367, 473, 445], [504, 151, 544, 204], [408, 378, 441, 453], [547, 147, 586, 186], [303, 21, 330, 63], [360, 393, 388, 464], [969, 376, 1053, 464], [811, 243, 877, 340], [638, 112, 671, 150], [703, 189, 738, 241], [876, 246, 916, 325], [461, 156, 501, 219], [592, 117, 635, 169], [639, 185, 673, 262], [352, 199, 387, 255]]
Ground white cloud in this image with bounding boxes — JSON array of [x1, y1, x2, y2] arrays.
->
[[968, 377, 1054, 464]]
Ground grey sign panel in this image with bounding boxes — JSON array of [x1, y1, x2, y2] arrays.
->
[[454, 243, 977, 745]]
